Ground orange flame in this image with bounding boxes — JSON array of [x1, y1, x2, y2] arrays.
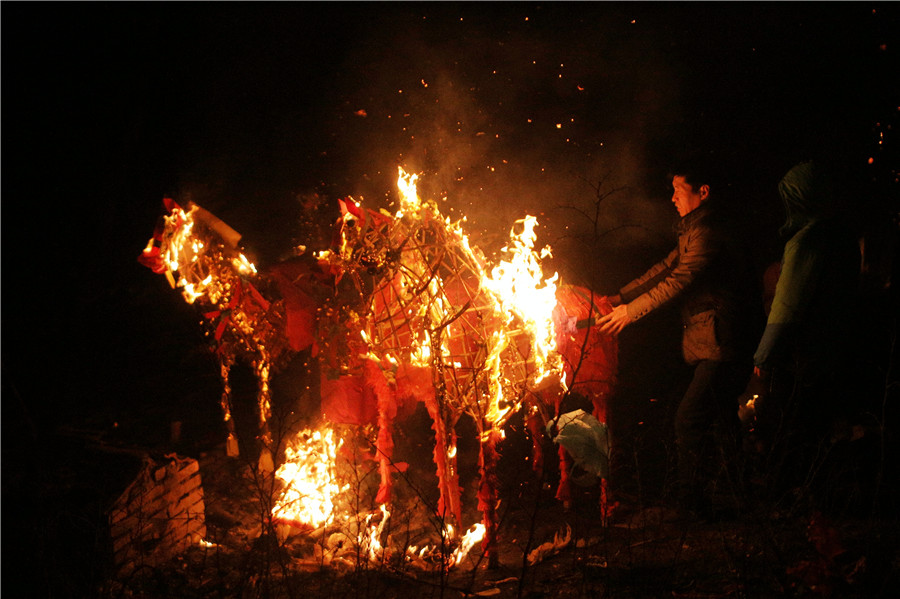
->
[[272, 427, 348, 529]]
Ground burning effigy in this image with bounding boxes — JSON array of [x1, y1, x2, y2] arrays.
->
[[139, 168, 617, 570]]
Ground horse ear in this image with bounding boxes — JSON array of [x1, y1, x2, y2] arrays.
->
[[191, 203, 242, 249], [339, 198, 365, 219], [163, 197, 180, 213]]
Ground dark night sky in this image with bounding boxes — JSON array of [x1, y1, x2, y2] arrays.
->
[[2, 2, 898, 451]]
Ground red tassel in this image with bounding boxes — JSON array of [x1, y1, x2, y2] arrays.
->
[[214, 316, 229, 341], [423, 393, 462, 527], [556, 445, 573, 506], [526, 412, 545, 474], [395, 364, 433, 417], [244, 281, 270, 312], [365, 360, 398, 505], [552, 285, 618, 403]]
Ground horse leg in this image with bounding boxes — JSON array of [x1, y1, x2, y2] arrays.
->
[[591, 391, 612, 526], [556, 444, 574, 509], [218, 353, 240, 457], [254, 351, 274, 473], [423, 394, 462, 531], [477, 423, 501, 569], [375, 390, 396, 505]]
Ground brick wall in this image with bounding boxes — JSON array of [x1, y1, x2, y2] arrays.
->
[[108, 454, 206, 575]]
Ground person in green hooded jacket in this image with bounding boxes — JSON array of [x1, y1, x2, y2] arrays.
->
[[738, 160, 861, 501]]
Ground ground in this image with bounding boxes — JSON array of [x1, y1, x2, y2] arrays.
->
[[96, 408, 899, 599]]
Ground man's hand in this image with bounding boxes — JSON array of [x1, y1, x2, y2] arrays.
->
[[596, 303, 630, 336], [737, 367, 770, 426]]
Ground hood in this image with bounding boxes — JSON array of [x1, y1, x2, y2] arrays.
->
[[778, 161, 834, 235]]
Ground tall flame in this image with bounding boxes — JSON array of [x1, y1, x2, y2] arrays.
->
[[272, 428, 348, 529], [396, 168, 421, 215], [483, 215, 563, 390]]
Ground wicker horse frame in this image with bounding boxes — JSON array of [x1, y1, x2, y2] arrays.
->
[[328, 198, 572, 566], [140, 193, 617, 568]]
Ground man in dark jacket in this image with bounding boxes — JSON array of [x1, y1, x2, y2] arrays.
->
[[598, 160, 760, 518]]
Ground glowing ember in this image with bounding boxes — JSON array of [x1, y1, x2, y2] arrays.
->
[[362, 504, 391, 563], [527, 525, 573, 565]]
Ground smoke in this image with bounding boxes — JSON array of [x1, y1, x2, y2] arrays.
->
[[302, 4, 689, 289]]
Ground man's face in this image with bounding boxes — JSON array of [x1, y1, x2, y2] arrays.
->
[[671, 175, 707, 217]]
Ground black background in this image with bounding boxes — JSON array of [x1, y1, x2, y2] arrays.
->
[[2, 2, 898, 595]]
